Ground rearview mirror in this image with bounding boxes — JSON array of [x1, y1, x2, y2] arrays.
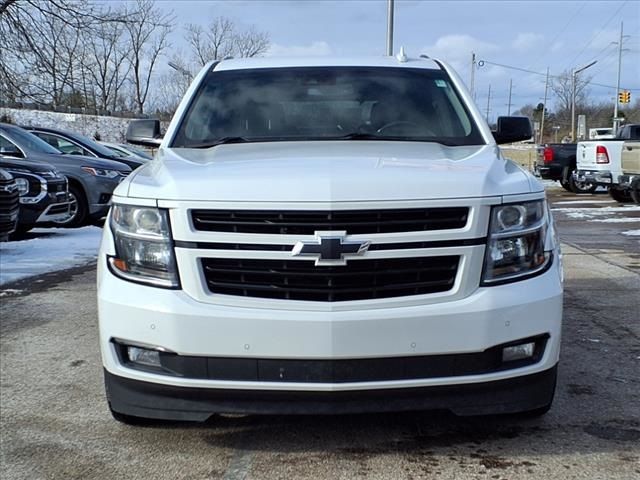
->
[[126, 119, 163, 147], [492, 116, 533, 145]]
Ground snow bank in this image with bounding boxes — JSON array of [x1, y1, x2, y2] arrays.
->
[[0, 227, 102, 286]]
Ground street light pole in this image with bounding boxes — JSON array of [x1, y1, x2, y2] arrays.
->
[[168, 61, 192, 80], [571, 60, 597, 142], [540, 67, 549, 144], [386, 0, 394, 56], [613, 22, 624, 134]]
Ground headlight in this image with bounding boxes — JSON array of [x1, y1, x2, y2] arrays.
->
[[14, 178, 29, 195], [481, 200, 551, 285], [108, 204, 180, 288], [82, 166, 120, 178]]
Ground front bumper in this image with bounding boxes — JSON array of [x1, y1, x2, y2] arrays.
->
[[0, 209, 19, 238], [105, 365, 558, 420], [575, 169, 612, 186], [35, 201, 71, 223], [18, 192, 71, 226]]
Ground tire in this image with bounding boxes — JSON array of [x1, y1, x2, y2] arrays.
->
[[8, 225, 33, 240], [15, 225, 33, 234], [631, 187, 640, 204], [609, 187, 633, 203], [52, 184, 88, 227], [568, 169, 597, 194], [560, 180, 573, 192]]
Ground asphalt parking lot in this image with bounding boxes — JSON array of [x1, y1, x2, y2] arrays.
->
[[1, 185, 639, 480]]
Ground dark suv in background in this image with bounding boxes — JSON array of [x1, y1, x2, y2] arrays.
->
[[0, 158, 71, 234], [0, 168, 20, 240], [0, 124, 130, 227]]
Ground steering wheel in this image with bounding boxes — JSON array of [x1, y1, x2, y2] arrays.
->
[[376, 121, 435, 136]]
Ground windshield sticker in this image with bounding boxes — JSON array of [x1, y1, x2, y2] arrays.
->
[[435, 79, 447, 88]]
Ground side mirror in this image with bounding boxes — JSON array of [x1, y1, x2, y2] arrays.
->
[[126, 119, 163, 147], [492, 116, 533, 145]]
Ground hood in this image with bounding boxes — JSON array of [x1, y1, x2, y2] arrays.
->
[[13, 150, 131, 177], [123, 141, 538, 202], [0, 157, 58, 174]]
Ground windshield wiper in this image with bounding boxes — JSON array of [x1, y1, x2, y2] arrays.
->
[[188, 136, 251, 148]]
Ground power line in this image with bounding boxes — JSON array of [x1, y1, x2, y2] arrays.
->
[[477, 59, 640, 91], [566, 0, 628, 66], [526, 1, 588, 71]]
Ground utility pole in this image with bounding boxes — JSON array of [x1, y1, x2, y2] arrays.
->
[[386, 0, 394, 56], [485, 84, 492, 123], [506, 78, 513, 115], [613, 21, 624, 134], [571, 60, 597, 142], [540, 67, 549, 144], [470, 52, 476, 99]]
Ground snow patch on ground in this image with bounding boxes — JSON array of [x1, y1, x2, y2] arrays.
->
[[622, 230, 640, 236], [552, 205, 640, 221], [554, 200, 616, 205], [0, 227, 102, 286], [591, 217, 640, 223], [541, 179, 562, 189]]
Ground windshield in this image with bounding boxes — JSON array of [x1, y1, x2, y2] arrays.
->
[[172, 67, 484, 148], [1, 126, 62, 154]]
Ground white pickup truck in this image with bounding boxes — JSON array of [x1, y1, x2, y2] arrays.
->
[[576, 123, 640, 202], [98, 56, 563, 424]]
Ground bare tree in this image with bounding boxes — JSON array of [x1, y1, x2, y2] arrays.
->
[[185, 17, 235, 67], [183, 16, 270, 69], [234, 26, 270, 58], [0, 0, 126, 106], [83, 9, 132, 112], [150, 67, 191, 117], [122, 0, 174, 114], [551, 70, 591, 114]]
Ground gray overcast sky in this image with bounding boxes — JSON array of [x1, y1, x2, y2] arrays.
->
[[150, 0, 640, 118]]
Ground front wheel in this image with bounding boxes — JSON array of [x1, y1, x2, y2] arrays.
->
[[52, 184, 88, 227], [609, 187, 633, 203], [560, 179, 573, 192], [631, 187, 640, 204]]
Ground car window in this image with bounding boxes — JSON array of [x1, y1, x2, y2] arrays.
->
[[67, 132, 120, 157], [104, 145, 129, 157], [32, 132, 93, 156], [1, 127, 62, 154], [172, 67, 484, 148], [0, 134, 23, 157]]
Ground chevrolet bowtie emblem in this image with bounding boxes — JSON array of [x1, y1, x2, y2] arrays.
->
[[291, 231, 371, 266]]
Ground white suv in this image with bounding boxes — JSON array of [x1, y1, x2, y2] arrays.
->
[[98, 56, 563, 423]]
